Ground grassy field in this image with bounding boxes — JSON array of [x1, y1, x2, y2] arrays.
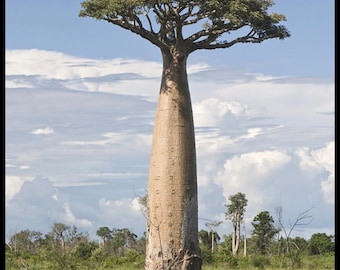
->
[[202, 254, 335, 270], [93, 254, 335, 270], [5, 252, 334, 270]]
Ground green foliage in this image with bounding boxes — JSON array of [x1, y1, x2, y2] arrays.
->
[[251, 210, 279, 255], [72, 240, 98, 260], [236, 256, 251, 269], [5, 215, 334, 270], [200, 245, 214, 264], [225, 192, 248, 219], [308, 233, 334, 255], [251, 255, 270, 269], [79, 0, 290, 52], [227, 254, 239, 268], [5, 226, 335, 270], [199, 229, 211, 248], [79, 0, 147, 20], [302, 253, 335, 270]]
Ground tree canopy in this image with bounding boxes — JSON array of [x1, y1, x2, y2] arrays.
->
[[226, 192, 248, 220], [251, 210, 279, 254], [79, 0, 290, 54], [308, 233, 335, 255]]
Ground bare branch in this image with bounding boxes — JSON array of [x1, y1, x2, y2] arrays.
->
[[144, 12, 155, 33]]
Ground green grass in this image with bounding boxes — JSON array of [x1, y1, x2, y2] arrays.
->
[[5, 253, 334, 270]]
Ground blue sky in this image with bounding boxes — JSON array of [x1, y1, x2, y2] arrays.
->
[[5, 1, 334, 242], [6, 0, 334, 76]]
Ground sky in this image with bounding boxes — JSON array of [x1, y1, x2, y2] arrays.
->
[[5, 0, 335, 243]]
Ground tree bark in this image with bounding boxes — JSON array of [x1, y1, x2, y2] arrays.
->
[[232, 213, 241, 256], [145, 48, 201, 270], [243, 222, 247, 256], [232, 221, 237, 256], [61, 235, 66, 256], [236, 213, 241, 255]]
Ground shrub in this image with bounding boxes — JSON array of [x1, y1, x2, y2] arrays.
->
[[251, 255, 270, 270]]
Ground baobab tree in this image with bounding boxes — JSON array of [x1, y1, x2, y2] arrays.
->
[[52, 223, 70, 256], [225, 192, 248, 256], [79, 1, 290, 269], [96, 226, 112, 250]]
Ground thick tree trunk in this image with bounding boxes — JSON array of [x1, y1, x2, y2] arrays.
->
[[145, 49, 201, 270]]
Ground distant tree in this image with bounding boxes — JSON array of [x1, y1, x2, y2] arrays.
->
[[133, 232, 147, 254], [308, 233, 334, 255], [291, 236, 308, 255], [225, 192, 248, 256], [276, 206, 313, 270], [8, 229, 43, 254], [251, 210, 279, 255], [219, 234, 233, 254], [96, 226, 112, 249], [72, 240, 98, 260], [205, 220, 222, 253], [111, 228, 138, 256], [51, 223, 70, 256], [198, 230, 210, 248], [66, 225, 90, 249], [79, 1, 290, 268]]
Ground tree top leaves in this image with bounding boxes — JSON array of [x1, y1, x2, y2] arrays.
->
[[79, 0, 290, 53]]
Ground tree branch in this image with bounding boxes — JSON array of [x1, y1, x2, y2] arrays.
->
[[191, 28, 275, 51], [105, 16, 167, 49]]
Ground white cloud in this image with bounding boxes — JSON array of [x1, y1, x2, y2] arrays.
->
[[296, 147, 323, 172], [96, 197, 145, 235], [239, 128, 263, 139], [311, 142, 334, 174], [5, 49, 162, 80], [214, 149, 291, 215], [62, 203, 93, 228], [296, 142, 334, 204], [5, 49, 212, 82], [187, 62, 212, 74], [5, 79, 34, 88], [5, 49, 334, 240], [98, 197, 137, 211], [321, 178, 334, 205], [193, 98, 252, 127], [54, 182, 107, 188], [31, 127, 55, 135], [216, 149, 291, 189], [5, 176, 64, 238], [62, 132, 152, 153], [87, 172, 147, 179], [5, 175, 31, 202]]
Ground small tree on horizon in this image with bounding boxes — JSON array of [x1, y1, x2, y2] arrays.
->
[[96, 226, 112, 250], [251, 210, 279, 255], [79, 1, 290, 269], [225, 192, 248, 257]]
